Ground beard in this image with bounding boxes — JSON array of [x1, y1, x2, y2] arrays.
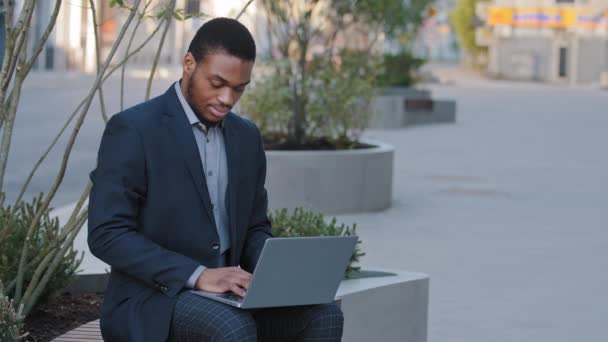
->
[[186, 75, 206, 120]]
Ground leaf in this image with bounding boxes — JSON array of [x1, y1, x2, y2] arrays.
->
[[110, 0, 125, 8], [156, 9, 167, 19], [173, 12, 182, 20]]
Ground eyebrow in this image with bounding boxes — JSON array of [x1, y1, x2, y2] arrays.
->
[[211, 74, 250, 87]]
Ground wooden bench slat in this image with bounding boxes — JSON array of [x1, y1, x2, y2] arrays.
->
[[62, 332, 102, 337], [51, 320, 103, 342], [63, 327, 100, 332]]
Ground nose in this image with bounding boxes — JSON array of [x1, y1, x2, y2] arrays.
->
[[217, 88, 236, 108]]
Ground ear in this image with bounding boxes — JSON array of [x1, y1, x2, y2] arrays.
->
[[183, 52, 196, 75]]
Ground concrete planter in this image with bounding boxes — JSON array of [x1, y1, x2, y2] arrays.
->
[[265, 139, 394, 215], [379, 87, 431, 98], [370, 87, 456, 129], [337, 269, 430, 342]]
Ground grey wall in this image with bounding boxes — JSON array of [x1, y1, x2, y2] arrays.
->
[[577, 37, 608, 84], [495, 36, 553, 82]]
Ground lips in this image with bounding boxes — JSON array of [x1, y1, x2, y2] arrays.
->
[[208, 105, 230, 118]]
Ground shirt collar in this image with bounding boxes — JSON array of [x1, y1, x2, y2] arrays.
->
[[174, 81, 224, 131]]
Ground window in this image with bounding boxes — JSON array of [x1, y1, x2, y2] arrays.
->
[[558, 47, 568, 78], [186, 0, 200, 14]]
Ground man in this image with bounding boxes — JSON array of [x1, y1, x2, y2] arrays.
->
[[88, 18, 344, 342]]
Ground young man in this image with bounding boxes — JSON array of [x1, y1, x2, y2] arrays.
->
[[88, 18, 344, 341]]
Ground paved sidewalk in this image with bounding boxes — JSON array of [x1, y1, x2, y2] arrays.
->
[[9, 69, 608, 341], [337, 79, 608, 342]]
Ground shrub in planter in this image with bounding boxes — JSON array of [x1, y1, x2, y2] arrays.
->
[[240, 53, 379, 150], [269, 208, 365, 279], [238, 63, 292, 141], [257, 0, 433, 148], [377, 51, 427, 88], [308, 52, 379, 149], [0, 281, 24, 342], [0, 194, 82, 307]]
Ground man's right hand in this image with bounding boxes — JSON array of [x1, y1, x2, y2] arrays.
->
[[194, 267, 252, 297]]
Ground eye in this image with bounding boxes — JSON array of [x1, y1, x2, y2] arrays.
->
[[211, 82, 222, 89], [235, 86, 246, 93]]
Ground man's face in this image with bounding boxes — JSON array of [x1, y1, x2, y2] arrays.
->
[[181, 51, 253, 122]]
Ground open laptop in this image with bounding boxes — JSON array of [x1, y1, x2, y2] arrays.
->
[[191, 236, 357, 309]]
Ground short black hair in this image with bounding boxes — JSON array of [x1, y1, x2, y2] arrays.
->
[[188, 17, 256, 62]]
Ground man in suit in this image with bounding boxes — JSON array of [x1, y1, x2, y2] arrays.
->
[[88, 18, 344, 342]]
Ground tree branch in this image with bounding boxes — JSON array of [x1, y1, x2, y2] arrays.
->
[[2, 0, 35, 91], [145, 0, 175, 101], [236, 0, 255, 20], [121, 0, 152, 110], [13, 0, 143, 307], [8, 182, 91, 297], [17, 15, 166, 203], [89, 0, 108, 123], [22, 207, 88, 316]]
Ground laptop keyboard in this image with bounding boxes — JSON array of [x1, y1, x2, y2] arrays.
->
[[218, 293, 244, 302]]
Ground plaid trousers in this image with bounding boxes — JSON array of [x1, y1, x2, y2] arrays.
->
[[169, 291, 344, 342]]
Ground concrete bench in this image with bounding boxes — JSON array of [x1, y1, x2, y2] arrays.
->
[[369, 89, 456, 129], [56, 269, 429, 342], [337, 269, 429, 342]]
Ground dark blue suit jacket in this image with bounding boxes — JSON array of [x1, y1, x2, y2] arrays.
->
[[88, 85, 272, 341]]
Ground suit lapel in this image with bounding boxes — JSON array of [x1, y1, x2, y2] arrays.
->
[[163, 86, 217, 228], [223, 113, 239, 263]]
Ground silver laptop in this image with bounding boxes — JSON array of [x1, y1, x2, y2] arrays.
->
[[191, 236, 357, 309]]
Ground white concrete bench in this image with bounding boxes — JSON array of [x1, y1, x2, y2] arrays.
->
[[337, 269, 429, 342]]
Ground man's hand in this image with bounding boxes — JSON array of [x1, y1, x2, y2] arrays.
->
[[195, 267, 252, 297]]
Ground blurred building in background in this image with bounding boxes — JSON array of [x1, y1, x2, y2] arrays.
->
[[2, 0, 461, 73], [479, 0, 608, 84], [3, 0, 264, 72], [410, 0, 461, 62]]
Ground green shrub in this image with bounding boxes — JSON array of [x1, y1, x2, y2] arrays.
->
[[239, 65, 292, 139], [308, 52, 380, 148], [241, 53, 379, 149], [0, 193, 82, 304], [0, 281, 24, 342], [269, 208, 365, 279], [377, 51, 427, 88]]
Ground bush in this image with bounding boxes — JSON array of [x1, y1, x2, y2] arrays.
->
[[377, 51, 427, 88], [0, 193, 82, 304], [308, 52, 380, 148], [0, 281, 24, 342], [239, 64, 291, 140], [240, 53, 379, 149], [269, 208, 365, 279]]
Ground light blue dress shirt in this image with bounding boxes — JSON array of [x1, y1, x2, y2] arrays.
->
[[174, 81, 230, 288]]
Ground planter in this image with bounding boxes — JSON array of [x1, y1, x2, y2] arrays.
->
[[369, 87, 456, 129], [337, 269, 430, 342], [379, 86, 431, 98], [265, 139, 394, 215]]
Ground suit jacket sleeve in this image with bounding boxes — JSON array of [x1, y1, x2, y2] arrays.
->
[[88, 114, 199, 297], [240, 126, 273, 273]]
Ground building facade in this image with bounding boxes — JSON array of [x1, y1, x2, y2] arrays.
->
[[1, 0, 265, 73], [481, 0, 608, 84]]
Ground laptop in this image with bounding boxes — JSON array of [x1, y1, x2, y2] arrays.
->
[[191, 236, 357, 309]]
